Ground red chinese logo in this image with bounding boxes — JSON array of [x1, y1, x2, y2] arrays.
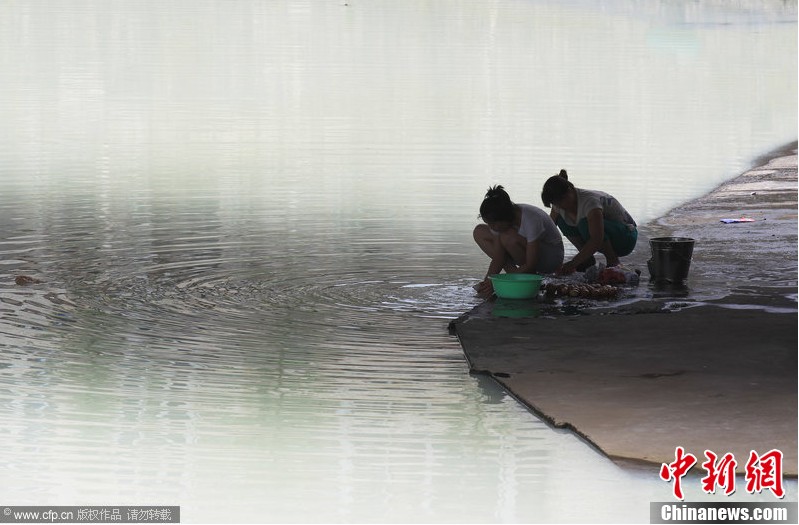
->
[[660, 446, 697, 500], [745, 449, 785, 499], [661, 447, 785, 500], [701, 450, 737, 496]]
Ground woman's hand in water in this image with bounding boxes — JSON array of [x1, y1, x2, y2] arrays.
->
[[474, 278, 494, 297]]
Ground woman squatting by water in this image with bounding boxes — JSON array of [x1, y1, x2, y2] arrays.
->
[[473, 185, 564, 296], [541, 170, 638, 274]]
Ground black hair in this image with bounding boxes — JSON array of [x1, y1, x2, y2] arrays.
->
[[479, 185, 515, 222], [541, 169, 574, 208]]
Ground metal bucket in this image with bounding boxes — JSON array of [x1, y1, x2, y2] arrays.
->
[[647, 237, 695, 283]]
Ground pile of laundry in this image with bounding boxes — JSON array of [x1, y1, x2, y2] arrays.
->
[[541, 264, 640, 300]]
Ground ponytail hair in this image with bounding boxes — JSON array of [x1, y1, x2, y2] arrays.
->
[[479, 185, 515, 223], [541, 169, 573, 208]]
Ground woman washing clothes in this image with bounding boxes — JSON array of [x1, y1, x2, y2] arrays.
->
[[541, 170, 637, 274], [473, 185, 564, 296]]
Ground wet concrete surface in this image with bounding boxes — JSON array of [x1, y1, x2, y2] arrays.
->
[[449, 142, 798, 475]]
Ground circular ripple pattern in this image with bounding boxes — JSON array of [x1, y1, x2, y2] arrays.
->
[[2, 212, 484, 388], [70, 250, 480, 324]]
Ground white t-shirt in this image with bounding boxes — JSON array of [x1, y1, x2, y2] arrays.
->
[[517, 203, 563, 245], [553, 188, 636, 230]]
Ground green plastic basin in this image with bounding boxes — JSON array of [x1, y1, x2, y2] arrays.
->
[[489, 273, 544, 299]]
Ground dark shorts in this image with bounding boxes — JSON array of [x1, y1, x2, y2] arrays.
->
[[556, 217, 637, 257]]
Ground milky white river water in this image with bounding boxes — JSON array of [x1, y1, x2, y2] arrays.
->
[[1, 1, 796, 522]]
